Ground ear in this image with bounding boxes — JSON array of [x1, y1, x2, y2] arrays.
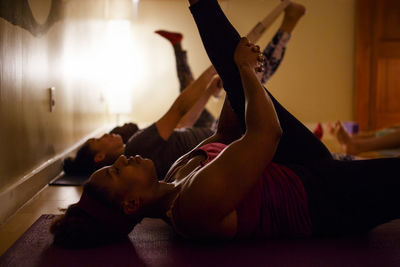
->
[[93, 152, 106, 163], [122, 198, 141, 215]]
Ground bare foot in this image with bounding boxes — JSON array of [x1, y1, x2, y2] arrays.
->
[[331, 121, 359, 155], [284, 2, 306, 21], [280, 2, 306, 33]]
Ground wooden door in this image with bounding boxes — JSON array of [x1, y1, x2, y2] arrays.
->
[[355, 0, 400, 130]]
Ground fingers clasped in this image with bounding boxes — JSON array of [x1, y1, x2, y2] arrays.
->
[[235, 37, 265, 73], [255, 50, 265, 73]]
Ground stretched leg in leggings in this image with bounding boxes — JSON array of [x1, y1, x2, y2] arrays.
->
[[260, 30, 290, 84], [173, 42, 195, 91], [190, 0, 400, 235], [189, 0, 332, 165], [259, 2, 305, 83], [156, 30, 215, 128], [172, 37, 215, 128]]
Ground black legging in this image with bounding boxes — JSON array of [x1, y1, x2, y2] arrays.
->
[[190, 0, 400, 236], [190, 0, 331, 166]]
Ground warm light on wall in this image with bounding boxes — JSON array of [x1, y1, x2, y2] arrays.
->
[[132, 0, 140, 19], [102, 20, 134, 114], [61, 18, 150, 115]]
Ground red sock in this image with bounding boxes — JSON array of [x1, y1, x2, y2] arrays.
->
[[155, 30, 183, 45], [313, 122, 323, 139]]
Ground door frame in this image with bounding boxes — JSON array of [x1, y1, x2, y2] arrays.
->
[[355, 0, 374, 131]]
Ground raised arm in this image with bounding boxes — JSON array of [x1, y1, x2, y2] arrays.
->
[[155, 65, 216, 140], [180, 38, 282, 237], [234, 39, 282, 139], [176, 74, 221, 128], [182, 95, 244, 151]]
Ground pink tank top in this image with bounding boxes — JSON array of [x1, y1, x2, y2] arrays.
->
[[171, 142, 312, 238]]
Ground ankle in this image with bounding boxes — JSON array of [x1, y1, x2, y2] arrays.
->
[[344, 141, 359, 155], [284, 2, 306, 19], [155, 30, 183, 45], [280, 2, 306, 33]]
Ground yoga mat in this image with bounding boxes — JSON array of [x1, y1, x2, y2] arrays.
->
[[2, 215, 400, 267], [49, 173, 89, 186]]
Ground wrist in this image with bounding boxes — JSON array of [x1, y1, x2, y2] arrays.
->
[[237, 63, 255, 73]]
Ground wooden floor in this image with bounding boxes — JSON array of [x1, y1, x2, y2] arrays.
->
[[0, 185, 83, 256]]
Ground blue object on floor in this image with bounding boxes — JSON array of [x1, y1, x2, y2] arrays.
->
[[49, 172, 89, 186]]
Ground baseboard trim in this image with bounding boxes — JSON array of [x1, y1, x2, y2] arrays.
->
[[0, 125, 111, 225]]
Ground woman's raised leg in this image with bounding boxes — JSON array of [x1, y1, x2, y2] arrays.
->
[[156, 30, 194, 91], [260, 2, 305, 83], [173, 43, 195, 91], [189, 0, 332, 164], [156, 29, 215, 128]]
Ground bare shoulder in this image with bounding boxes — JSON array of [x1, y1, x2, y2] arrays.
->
[[169, 137, 273, 238], [165, 150, 206, 183]]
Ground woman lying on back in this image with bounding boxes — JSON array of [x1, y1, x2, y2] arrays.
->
[[51, 0, 400, 248]]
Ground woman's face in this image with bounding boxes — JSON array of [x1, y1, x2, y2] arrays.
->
[[88, 134, 125, 160], [89, 155, 157, 199]]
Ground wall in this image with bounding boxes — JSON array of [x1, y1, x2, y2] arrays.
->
[[263, 0, 356, 122], [0, 0, 115, 221], [0, 0, 355, 222]]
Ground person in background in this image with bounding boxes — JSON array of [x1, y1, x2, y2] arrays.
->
[[63, 66, 220, 178], [329, 121, 400, 155], [63, 0, 305, 179]]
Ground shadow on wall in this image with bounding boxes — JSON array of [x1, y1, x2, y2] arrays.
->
[[0, 0, 65, 37]]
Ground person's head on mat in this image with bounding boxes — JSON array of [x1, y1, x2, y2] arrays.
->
[[51, 154, 160, 248], [52, 0, 400, 248], [63, 122, 139, 176], [50, 173, 140, 248], [63, 132, 127, 176]]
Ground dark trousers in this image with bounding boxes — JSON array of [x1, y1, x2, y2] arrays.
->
[[190, 0, 400, 236], [173, 43, 215, 128]]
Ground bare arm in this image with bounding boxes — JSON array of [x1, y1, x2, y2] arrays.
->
[[180, 38, 282, 236], [156, 65, 216, 140], [172, 95, 244, 161], [177, 75, 221, 128]]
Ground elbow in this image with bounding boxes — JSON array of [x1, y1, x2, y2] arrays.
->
[[175, 99, 189, 118], [275, 124, 283, 140], [264, 121, 282, 142], [269, 125, 282, 147], [266, 123, 282, 146]]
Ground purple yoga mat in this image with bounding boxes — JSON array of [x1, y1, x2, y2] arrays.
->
[[2, 215, 400, 267]]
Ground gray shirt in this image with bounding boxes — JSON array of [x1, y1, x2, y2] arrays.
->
[[124, 123, 214, 179]]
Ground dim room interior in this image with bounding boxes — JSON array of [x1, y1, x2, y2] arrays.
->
[[1, 0, 400, 265]]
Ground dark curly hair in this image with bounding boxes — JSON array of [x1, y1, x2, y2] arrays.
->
[[109, 123, 139, 143], [62, 142, 114, 176], [63, 123, 139, 176], [50, 182, 143, 249]]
